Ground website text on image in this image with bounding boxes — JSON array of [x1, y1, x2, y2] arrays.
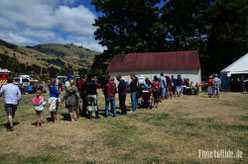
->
[[0, 68, 11, 89]]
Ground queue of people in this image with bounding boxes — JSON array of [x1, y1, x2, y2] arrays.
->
[[0, 73, 218, 131]]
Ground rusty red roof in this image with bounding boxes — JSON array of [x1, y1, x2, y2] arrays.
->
[[107, 50, 200, 73]]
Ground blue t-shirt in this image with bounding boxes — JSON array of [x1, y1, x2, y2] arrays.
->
[[172, 78, 177, 86], [50, 86, 60, 98], [159, 76, 166, 88]]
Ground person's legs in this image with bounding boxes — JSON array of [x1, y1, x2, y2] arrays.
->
[[5, 104, 15, 131], [159, 88, 162, 101], [110, 98, 116, 117], [82, 95, 88, 116], [213, 87, 217, 97], [87, 96, 93, 119], [75, 106, 80, 121], [36, 111, 40, 127], [176, 86, 181, 97], [105, 97, 110, 117], [154, 91, 159, 108], [93, 95, 100, 119], [169, 89, 173, 98], [50, 112, 54, 122], [40, 112, 44, 127], [12, 105, 17, 119], [68, 106, 75, 121], [131, 92, 137, 112], [216, 87, 220, 98], [7, 115, 13, 129], [162, 88, 165, 101], [119, 95, 126, 114], [53, 100, 59, 123]]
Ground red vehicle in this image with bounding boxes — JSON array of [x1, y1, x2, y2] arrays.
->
[[0, 68, 11, 90]]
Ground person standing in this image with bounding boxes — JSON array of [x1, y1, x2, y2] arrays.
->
[[102, 74, 110, 95], [208, 76, 213, 97], [65, 75, 73, 89], [104, 78, 117, 117], [48, 80, 60, 123], [76, 76, 82, 114], [166, 75, 173, 99], [116, 75, 127, 115], [32, 90, 46, 128], [240, 75, 246, 93], [86, 75, 100, 119], [152, 76, 160, 108], [159, 73, 166, 102], [145, 76, 152, 88], [81, 74, 88, 117], [0, 76, 21, 131], [176, 75, 183, 97], [129, 74, 138, 113], [212, 74, 221, 98], [58, 79, 62, 91], [62, 80, 82, 121], [171, 75, 176, 96]]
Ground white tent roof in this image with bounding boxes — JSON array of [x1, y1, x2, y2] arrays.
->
[[221, 53, 248, 75]]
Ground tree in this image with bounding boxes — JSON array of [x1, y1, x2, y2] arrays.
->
[[91, 0, 164, 73], [206, 0, 248, 73], [160, 0, 213, 51], [92, 0, 163, 53]]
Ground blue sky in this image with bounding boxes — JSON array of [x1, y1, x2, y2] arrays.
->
[[0, 0, 166, 52]]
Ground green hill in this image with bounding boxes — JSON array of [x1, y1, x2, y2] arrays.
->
[[0, 39, 100, 76], [30, 43, 100, 68]]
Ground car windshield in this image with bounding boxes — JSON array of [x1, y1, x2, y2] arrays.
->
[[14, 79, 20, 82], [22, 78, 29, 82]]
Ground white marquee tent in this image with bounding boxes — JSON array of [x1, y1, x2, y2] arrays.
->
[[220, 52, 248, 91]]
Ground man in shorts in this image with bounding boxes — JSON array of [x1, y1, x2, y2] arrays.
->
[[86, 75, 100, 119], [176, 75, 183, 97], [0, 76, 21, 131]]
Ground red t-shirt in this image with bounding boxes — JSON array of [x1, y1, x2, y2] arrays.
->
[[77, 80, 82, 92], [208, 79, 213, 87], [152, 81, 160, 92]]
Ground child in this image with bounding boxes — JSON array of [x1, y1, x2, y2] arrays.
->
[[33, 90, 46, 128], [152, 76, 160, 108]]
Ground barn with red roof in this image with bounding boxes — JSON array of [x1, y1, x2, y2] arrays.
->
[[107, 50, 201, 83]]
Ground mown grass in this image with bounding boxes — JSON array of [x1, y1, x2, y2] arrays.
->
[[0, 90, 248, 163]]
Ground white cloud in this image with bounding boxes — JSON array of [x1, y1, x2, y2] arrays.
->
[[0, 30, 37, 45], [0, 0, 104, 52], [54, 5, 96, 36]]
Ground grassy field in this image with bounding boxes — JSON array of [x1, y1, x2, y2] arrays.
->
[[0, 90, 248, 163]]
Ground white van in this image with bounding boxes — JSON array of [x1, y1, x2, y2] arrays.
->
[[14, 75, 30, 87]]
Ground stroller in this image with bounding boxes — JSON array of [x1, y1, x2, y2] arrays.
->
[[138, 84, 152, 109]]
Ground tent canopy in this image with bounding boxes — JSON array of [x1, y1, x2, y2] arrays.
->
[[221, 53, 248, 76]]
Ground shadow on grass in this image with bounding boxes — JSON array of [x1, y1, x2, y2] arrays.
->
[[98, 109, 123, 117], [60, 113, 71, 121], [0, 122, 20, 130]]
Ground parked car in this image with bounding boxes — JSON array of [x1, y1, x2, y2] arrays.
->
[[14, 76, 30, 88]]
